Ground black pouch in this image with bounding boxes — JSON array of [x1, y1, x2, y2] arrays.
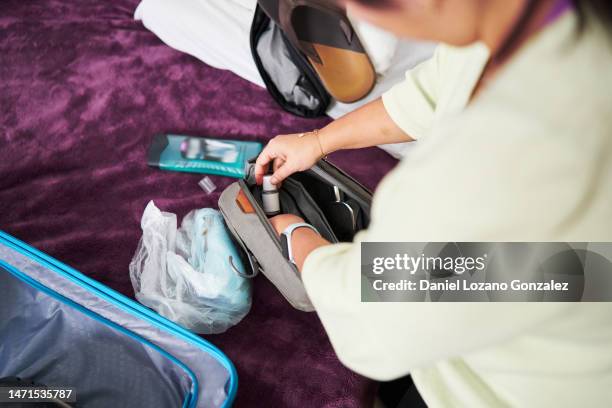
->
[[250, 4, 331, 118]]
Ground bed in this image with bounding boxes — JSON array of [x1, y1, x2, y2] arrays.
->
[[0, 0, 398, 406]]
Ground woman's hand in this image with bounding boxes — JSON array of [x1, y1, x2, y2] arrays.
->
[[268, 214, 330, 272], [254, 99, 413, 186], [254, 132, 324, 185], [268, 214, 305, 236]]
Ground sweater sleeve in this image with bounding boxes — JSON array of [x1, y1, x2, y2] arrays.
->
[[301, 132, 574, 380], [301, 38, 581, 382], [381, 45, 442, 140], [302, 233, 569, 381]]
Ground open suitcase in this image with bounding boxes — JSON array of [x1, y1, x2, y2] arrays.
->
[[0, 232, 237, 408], [219, 159, 372, 311]]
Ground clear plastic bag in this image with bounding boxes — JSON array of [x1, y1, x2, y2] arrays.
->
[[129, 201, 251, 334]]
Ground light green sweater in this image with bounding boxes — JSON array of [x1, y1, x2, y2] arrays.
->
[[302, 12, 612, 408]]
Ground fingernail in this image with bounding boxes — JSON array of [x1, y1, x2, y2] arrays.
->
[[270, 177, 278, 185]]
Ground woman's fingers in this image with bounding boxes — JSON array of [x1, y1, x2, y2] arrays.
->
[[272, 157, 285, 173], [255, 133, 317, 185], [270, 160, 296, 185], [254, 146, 275, 184], [270, 158, 287, 187]]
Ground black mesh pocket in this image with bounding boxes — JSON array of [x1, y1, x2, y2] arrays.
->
[[250, 4, 330, 118]]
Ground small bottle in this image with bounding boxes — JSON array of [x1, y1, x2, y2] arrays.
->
[[262, 175, 280, 216]]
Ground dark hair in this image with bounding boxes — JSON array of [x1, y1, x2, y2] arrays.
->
[[573, 0, 612, 33], [348, 0, 612, 34]]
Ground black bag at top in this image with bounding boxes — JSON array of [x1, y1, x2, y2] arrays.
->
[[250, 4, 331, 118]]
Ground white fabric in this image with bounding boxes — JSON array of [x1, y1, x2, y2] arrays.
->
[[134, 0, 435, 158], [346, 9, 399, 75]]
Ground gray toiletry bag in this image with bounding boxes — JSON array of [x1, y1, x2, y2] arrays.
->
[[218, 159, 372, 311]]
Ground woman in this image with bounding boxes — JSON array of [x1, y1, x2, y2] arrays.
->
[[255, 0, 612, 406]]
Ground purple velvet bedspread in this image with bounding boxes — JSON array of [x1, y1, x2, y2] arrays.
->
[[0, 1, 398, 406]]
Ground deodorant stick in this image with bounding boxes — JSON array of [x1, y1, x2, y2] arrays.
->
[[262, 175, 280, 216]]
